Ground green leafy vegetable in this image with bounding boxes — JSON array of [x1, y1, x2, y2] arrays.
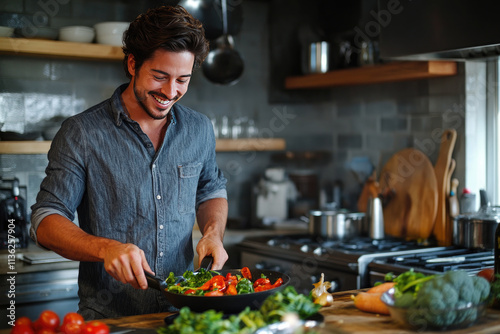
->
[[235, 278, 254, 294], [157, 286, 320, 334]]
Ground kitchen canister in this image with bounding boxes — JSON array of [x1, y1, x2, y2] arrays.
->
[[303, 41, 330, 74]]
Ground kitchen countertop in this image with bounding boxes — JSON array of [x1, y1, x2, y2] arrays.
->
[[22, 290, 495, 334], [0, 289, 499, 333]]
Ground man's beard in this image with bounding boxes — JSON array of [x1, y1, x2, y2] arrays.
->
[[133, 80, 177, 120]]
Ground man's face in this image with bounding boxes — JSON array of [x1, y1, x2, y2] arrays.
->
[[128, 50, 195, 120]]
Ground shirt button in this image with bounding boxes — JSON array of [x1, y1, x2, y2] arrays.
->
[[152, 164, 156, 168], [156, 195, 161, 200], [159, 252, 164, 257], [159, 225, 164, 230]]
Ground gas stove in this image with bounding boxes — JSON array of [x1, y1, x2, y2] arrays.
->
[[368, 247, 494, 285], [237, 234, 448, 294]]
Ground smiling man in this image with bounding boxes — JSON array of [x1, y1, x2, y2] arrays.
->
[[30, 6, 228, 319]]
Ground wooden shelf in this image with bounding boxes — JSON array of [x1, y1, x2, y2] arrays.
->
[[215, 138, 286, 152], [0, 141, 52, 154], [0, 139, 286, 154], [0, 37, 123, 61], [285, 61, 458, 89]]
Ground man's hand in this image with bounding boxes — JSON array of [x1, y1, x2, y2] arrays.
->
[[196, 235, 228, 270], [102, 242, 154, 290]]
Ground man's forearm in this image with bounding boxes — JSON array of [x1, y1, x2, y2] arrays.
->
[[36, 214, 120, 262], [196, 197, 228, 240]]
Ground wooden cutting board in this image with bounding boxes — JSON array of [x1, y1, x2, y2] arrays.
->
[[432, 129, 457, 246], [379, 148, 438, 240]]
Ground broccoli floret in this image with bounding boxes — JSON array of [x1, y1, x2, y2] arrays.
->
[[396, 270, 490, 330], [472, 276, 491, 303]]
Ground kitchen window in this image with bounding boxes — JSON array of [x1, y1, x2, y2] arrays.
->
[[486, 60, 499, 205]]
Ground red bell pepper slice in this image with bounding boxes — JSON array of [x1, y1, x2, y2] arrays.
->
[[241, 267, 252, 280], [226, 284, 238, 295], [204, 290, 224, 296], [253, 277, 270, 288], [199, 275, 226, 291]]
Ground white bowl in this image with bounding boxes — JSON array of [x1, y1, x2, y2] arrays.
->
[[0, 26, 14, 37], [94, 22, 129, 46], [59, 26, 95, 43]]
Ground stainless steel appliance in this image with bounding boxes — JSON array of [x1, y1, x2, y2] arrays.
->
[[237, 234, 448, 295]]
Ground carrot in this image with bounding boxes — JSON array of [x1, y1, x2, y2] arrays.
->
[[352, 292, 390, 315], [366, 282, 396, 294]]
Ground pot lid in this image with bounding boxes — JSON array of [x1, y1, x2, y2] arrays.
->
[[457, 205, 500, 221]]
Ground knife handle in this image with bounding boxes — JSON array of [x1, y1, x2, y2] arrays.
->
[[198, 255, 213, 271], [144, 270, 163, 291]]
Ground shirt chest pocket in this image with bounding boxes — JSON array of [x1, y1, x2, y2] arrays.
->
[[178, 162, 202, 214]]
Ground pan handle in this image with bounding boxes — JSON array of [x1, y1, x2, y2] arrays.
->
[[197, 255, 213, 271], [144, 271, 164, 291]]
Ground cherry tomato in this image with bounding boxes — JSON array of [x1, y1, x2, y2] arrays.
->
[[241, 267, 252, 280], [35, 311, 60, 331], [184, 289, 197, 295], [81, 321, 109, 334], [10, 324, 34, 334], [477, 268, 495, 282], [62, 313, 84, 327], [60, 322, 83, 334], [35, 329, 56, 334], [14, 317, 33, 328], [204, 290, 224, 296]]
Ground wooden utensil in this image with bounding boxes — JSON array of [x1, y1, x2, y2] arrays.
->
[[445, 159, 456, 235], [378, 148, 438, 240], [449, 178, 460, 218], [432, 129, 457, 246]]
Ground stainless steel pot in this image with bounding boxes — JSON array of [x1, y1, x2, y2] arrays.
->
[[308, 210, 366, 240], [453, 205, 500, 249]]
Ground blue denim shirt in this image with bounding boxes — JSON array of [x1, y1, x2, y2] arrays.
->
[[30, 84, 227, 319]]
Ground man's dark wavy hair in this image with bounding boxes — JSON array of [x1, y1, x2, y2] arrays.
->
[[122, 5, 209, 79]]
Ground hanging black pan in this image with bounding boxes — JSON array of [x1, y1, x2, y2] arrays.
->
[[145, 257, 290, 313]]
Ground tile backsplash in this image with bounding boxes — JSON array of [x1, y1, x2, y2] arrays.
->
[[0, 0, 471, 224]]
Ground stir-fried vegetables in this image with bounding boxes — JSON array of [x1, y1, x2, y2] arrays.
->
[[164, 267, 284, 296]]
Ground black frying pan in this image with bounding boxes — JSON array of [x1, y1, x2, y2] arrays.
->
[[145, 258, 290, 313]]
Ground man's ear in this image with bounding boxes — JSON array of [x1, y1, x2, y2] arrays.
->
[[127, 54, 136, 77]]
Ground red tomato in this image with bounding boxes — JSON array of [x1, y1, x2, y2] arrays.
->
[[477, 268, 495, 282], [183, 289, 197, 295], [81, 321, 109, 334], [60, 322, 82, 334], [241, 267, 252, 280], [35, 329, 56, 334], [10, 324, 34, 334], [14, 317, 33, 327], [35, 311, 60, 331], [62, 313, 84, 327]]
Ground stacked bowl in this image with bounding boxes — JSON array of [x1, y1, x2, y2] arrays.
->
[[59, 26, 95, 43], [94, 22, 129, 46]]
